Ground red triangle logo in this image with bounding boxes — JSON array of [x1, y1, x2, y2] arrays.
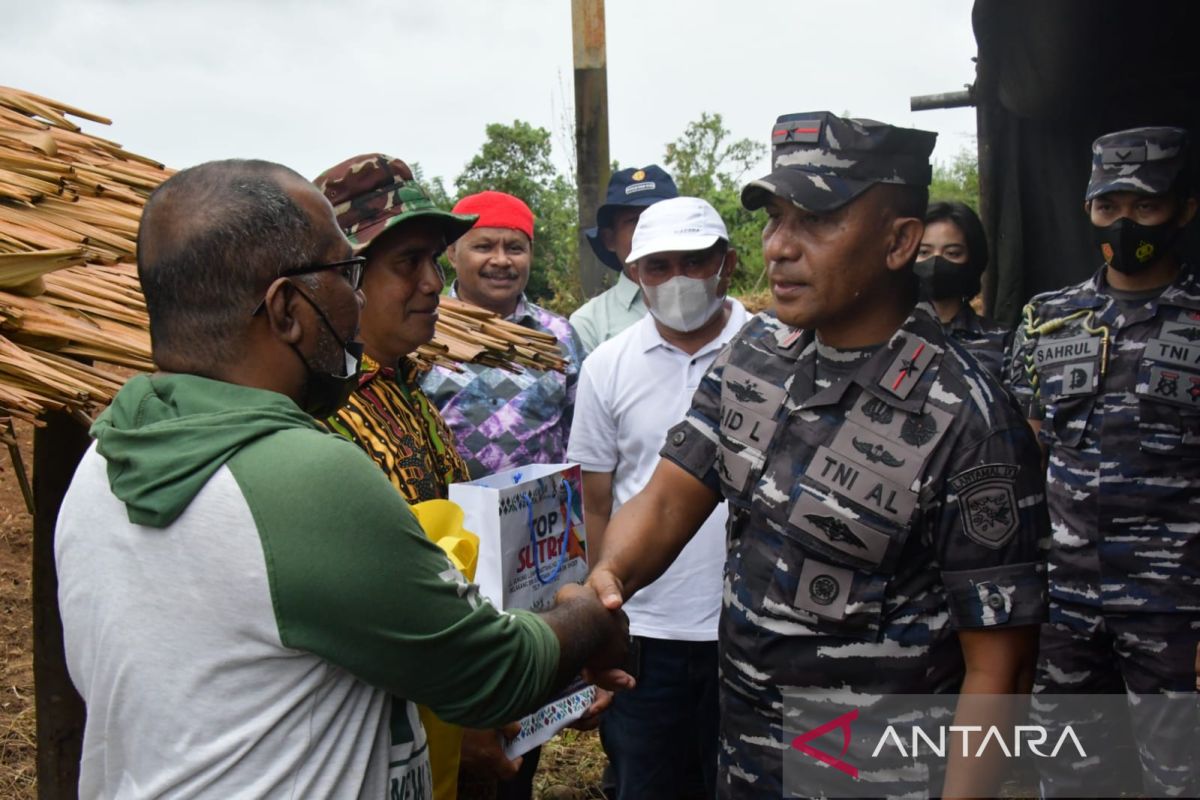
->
[[790, 708, 859, 778]]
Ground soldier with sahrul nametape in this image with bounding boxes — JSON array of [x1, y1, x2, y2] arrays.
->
[[1005, 125, 1200, 798]]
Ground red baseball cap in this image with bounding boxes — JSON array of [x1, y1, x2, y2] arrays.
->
[[452, 191, 535, 242]]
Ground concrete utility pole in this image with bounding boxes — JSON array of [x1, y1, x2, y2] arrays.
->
[[572, 0, 612, 299]]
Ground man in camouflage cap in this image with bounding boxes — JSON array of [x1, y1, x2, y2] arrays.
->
[[314, 153, 475, 502], [588, 111, 1049, 799], [1005, 126, 1200, 797], [315, 154, 482, 800]]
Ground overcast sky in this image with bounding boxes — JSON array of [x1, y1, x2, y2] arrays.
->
[[1, 0, 978, 190]]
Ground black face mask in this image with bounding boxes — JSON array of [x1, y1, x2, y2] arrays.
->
[[1092, 217, 1180, 275], [290, 286, 363, 418], [913, 255, 982, 301]]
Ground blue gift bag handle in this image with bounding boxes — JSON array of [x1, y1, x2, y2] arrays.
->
[[522, 478, 574, 585]]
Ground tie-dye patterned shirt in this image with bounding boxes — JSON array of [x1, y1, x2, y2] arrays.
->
[[420, 291, 584, 480]]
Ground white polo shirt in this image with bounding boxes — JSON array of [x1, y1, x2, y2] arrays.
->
[[568, 299, 748, 640]]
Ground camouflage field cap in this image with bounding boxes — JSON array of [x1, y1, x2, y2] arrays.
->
[[314, 154, 477, 253], [742, 111, 937, 213], [1085, 126, 1190, 201]]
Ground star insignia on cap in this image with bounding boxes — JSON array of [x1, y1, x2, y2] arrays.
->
[[631, 169, 645, 181]]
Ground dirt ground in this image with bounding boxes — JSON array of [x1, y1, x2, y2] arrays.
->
[[0, 421, 37, 799]]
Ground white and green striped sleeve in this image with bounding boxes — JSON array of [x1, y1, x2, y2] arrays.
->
[[228, 427, 559, 729]]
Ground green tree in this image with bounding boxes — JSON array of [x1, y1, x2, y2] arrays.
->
[[662, 112, 769, 296], [929, 148, 980, 211], [453, 121, 581, 314], [410, 162, 452, 211]]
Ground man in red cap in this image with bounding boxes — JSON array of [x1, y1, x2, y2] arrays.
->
[[422, 190, 585, 480], [421, 190, 587, 800]]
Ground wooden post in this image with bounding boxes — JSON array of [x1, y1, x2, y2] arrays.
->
[[33, 411, 90, 799], [973, 54, 999, 318], [572, 0, 613, 300]]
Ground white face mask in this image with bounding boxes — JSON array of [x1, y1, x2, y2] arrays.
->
[[641, 270, 725, 333]]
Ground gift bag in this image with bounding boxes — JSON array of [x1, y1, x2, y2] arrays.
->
[[449, 462, 595, 758], [450, 462, 589, 613]]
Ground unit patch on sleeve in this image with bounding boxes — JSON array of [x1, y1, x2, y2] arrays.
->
[[948, 463, 1020, 549]]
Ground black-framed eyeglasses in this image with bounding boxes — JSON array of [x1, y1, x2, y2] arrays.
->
[[250, 256, 366, 316], [281, 256, 366, 291]]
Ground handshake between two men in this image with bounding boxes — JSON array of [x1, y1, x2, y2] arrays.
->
[[544, 582, 636, 695]]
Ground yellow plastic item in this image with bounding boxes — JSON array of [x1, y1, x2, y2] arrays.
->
[[411, 499, 479, 580], [410, 499, 480, 800]]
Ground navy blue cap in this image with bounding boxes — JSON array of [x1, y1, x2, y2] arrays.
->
[[742, 112, 936, 213], [1085, 126, 1190, 200], [585, 165, 679, 270]]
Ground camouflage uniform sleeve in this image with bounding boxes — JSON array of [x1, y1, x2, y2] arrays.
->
[[1004, 321, 1041, 420], [658, 347, 728, 493], [933, 423, 1048, 629]]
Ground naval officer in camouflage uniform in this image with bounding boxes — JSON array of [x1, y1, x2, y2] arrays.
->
[[1006, 126, 1200, 797], [588, 111, 1049, 799]]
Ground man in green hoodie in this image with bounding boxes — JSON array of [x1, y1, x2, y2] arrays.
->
[[54, 159, 631, 800]]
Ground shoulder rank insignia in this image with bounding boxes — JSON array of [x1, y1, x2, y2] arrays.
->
[[880, 336, 935, 399]]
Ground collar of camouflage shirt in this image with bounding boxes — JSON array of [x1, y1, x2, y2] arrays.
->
[[776, 303, 947, 415], [1062, 262, 1200, 326]]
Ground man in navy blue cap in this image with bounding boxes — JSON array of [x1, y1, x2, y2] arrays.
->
[[587, 111, 1048, 799], [570, 165, 679, 353]]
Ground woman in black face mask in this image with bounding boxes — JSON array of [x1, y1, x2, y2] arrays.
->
[[914, 200, 1011, 381]]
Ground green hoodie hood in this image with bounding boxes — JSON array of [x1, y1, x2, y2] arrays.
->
[[92, 373, 321, 528]]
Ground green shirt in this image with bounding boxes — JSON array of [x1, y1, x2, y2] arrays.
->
[[65, 373, 560, 799], [569, 272, 648, 354]]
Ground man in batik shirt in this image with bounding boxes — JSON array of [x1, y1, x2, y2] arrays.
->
[[422, 190, 585, 480], [315, 153, 473, 503]]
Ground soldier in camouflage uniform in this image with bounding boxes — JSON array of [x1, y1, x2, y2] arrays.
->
[[1006, 126, 1200, 797], [588, 111, 1049, 799], [916, 200, 1010, 381]]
